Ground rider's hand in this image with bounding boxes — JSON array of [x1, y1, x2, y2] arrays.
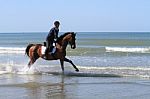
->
[[54, 39, 57, 43]]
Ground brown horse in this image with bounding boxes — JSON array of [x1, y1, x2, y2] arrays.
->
[[25, 32, 79, 72]]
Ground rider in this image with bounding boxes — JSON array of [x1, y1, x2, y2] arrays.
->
[[45, 21, 60, 57]]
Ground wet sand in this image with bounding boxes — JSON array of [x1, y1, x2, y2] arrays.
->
[[0, 74, 150, 99]]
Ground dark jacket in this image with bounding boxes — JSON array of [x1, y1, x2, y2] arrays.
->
[[46, 27, 59, 41], [45, 27, 59, 50]]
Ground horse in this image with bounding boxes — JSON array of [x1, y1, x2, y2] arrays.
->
[[25, 32, 79, 72]]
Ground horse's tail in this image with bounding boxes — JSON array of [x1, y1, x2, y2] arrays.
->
[[25, 44, 34, 57]]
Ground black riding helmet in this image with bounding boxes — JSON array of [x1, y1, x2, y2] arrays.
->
[[54, 21, 60, 25]]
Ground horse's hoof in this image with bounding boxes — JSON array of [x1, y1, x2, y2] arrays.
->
[[75, 69, 79, 72]]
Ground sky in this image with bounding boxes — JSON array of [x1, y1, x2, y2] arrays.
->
[[0, 0, 150, 32]]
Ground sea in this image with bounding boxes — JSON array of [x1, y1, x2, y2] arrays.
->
[[1, 32, 150, 99]]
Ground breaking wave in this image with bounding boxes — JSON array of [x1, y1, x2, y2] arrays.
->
[[105, 47, 150, 53], [0, 63, 150, 78], [0, 47, 25, 54], [1, 46, 150, 54]]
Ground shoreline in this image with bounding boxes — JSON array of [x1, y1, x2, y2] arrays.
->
[[0, 74, 150, 99]]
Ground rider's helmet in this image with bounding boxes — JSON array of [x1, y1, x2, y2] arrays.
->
[[54, 21, 60, 25]]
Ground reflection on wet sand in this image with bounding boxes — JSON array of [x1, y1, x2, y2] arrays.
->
[[0, 74, 72, 99], [20, 75, 67, 99], [44, 75, 65, 99]]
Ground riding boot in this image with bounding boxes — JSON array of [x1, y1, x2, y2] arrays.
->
[[50, 46, 56, 59]]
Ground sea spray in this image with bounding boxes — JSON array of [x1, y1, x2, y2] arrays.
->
[[17, 65, 41, 75]]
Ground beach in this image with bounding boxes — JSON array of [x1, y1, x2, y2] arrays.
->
[[0, 32, 150, 99], [0, 74, 150, 99]]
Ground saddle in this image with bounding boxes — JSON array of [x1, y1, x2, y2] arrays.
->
[[41, 42, 56, 55]]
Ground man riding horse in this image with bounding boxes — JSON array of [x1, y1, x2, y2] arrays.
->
[[25, 21, 79, 72], [45, 21, 60, 58]]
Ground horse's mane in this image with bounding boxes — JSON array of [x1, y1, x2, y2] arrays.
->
[[57, 32, 74, 42]]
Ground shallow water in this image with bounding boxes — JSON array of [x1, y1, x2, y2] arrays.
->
[[0, 74, 150, 99], [1, 32, 150, 98]]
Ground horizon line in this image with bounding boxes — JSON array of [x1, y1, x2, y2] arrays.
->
[[0, 31, 150, 33]]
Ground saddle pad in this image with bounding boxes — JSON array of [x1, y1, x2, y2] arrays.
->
[[41, 46, 46, 54]]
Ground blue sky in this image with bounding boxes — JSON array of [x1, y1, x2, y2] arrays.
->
[[0, 0, 150, 32]]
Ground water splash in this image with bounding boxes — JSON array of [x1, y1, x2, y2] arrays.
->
[[17, 65, 41, 75]]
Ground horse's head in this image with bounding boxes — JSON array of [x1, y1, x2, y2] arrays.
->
[[57, 32, 77, 49], [67, 32, 76, 49]]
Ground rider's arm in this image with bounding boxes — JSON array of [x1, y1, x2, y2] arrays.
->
[[54, 28, 59, 42]]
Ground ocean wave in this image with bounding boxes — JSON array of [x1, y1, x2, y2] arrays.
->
[[1, 46, 150, 54], [0, 64, 150, 78], [105, 47, 150, 53], [22, 66, 150, 78], [0, 47, 25, 54]]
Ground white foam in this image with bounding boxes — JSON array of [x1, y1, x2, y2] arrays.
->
[[0, 47, 25, 54], [0, 71, 10, 74], [78, 66, 150, 71], [0, 66, 13, 74], [17, 66, 41, 75], [0, 62, 150, 78], [105, 47, 150, 53]]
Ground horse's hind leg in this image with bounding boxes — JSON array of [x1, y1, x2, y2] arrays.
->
[[28, 57, 38, 68], [28, 60, 33, 68], [28, 50, 39, 68]]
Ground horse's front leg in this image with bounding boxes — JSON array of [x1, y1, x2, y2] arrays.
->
[[60, 60, 64, 72], [64, 58, 79, 72]]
